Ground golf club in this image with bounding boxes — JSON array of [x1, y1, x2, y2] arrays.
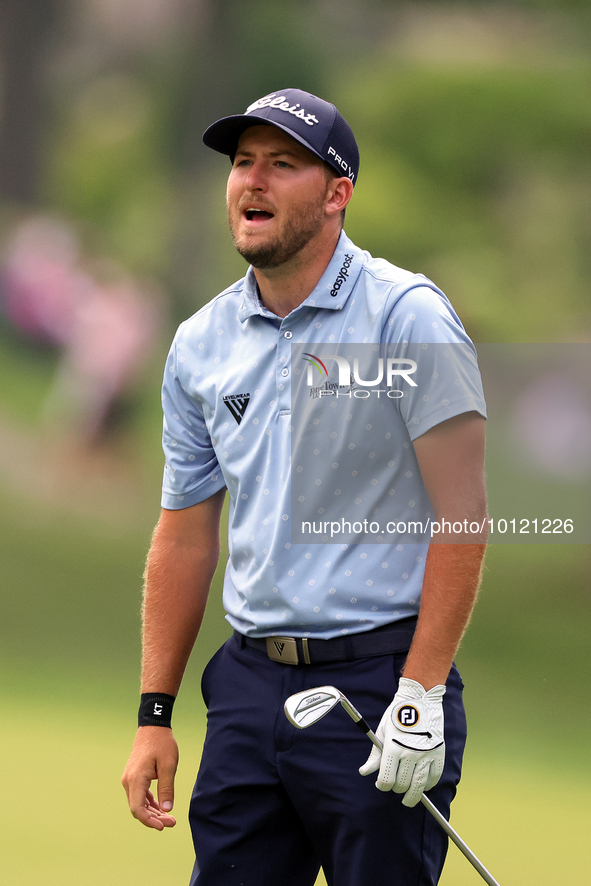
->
[[284, 685, 501, 886]]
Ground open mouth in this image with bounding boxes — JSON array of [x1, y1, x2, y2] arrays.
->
[[244, 208, 275, 222]]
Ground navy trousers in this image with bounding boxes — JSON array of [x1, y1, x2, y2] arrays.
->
[[189, 633, 467, 886]]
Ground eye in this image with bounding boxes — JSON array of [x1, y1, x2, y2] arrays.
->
[[275, 160, 291, 169]]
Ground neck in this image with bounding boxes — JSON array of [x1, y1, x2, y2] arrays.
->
[[252, 225, 342, 318]]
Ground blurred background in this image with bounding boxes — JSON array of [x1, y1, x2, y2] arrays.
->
[[1, 1, 589, 883]]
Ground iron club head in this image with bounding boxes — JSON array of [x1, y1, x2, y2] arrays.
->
[[284, 685, 345, 729]]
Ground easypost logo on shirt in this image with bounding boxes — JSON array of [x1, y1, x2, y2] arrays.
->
[[330, 253, 354, 296]]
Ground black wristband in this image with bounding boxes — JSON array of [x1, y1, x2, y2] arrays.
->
[[138, 692, 176, 728]]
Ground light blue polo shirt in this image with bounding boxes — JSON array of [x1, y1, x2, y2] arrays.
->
[[161, 231, 486, 638]]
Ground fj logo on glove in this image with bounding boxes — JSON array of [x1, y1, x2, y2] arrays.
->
[[397, 705, 419, 727]]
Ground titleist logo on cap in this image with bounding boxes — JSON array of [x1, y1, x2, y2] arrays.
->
[[245, 93, 320, 127]]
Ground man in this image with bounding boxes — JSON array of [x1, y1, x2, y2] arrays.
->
[[122, 88, 488, 886]]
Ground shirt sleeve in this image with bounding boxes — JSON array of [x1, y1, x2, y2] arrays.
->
[[384, 284, 487, 440], [161, 337, 226, 509]]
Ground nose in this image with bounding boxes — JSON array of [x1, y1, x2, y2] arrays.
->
[[244, 159, 268, 192]]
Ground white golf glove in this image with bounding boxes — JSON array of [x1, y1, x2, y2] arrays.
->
[[359, 677, 446, 807]]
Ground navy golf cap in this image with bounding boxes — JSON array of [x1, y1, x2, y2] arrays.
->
[[203, 88, 359, 185]]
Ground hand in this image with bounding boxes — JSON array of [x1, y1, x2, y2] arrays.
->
[[121, 726, 179, 830], [359, 677, 445, 807]]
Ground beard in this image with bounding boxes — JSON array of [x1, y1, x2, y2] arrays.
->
[[228, 192, 328, 270]]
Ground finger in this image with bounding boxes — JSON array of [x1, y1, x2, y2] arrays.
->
[[131, 790, 177, 830], [358, 746, 381, 777], [146, 789, 159, 809], [401, 785, 423, 808], [375, 749, 401, 792], [134, 801, 166, 829], [401, 759, 430, 807], [157, 758, 177, 813], [137, 805, 177, 830], [128, 776, 162, 829], [390, 754, 415, 794], [424, 755, 445, 793], [151, 809, 177, 829]]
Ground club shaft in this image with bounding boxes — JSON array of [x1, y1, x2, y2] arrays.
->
[[350, 712, 502, 886], [419, 794, 501, 886]]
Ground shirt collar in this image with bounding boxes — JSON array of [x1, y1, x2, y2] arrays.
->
[[238, 270, 279, 322], [237, 230, 364, 323]]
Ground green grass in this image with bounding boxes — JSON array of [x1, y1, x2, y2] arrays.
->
[[2, 692, 590, 886], [440, 760, 591, 885], [2, 696, 202, 886]]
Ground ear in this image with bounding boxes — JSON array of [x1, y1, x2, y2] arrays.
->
[[325, 176, 354, 218]]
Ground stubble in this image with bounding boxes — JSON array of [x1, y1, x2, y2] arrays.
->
[[228, 191, 328, 270]]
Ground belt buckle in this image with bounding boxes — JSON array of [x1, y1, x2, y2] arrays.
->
[[266, 636, 299, 665]]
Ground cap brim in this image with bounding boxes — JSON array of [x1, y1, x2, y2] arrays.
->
[[203, 114, 323, 165]]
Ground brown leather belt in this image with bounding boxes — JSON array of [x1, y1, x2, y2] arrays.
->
[[237, 616, 417, 666]]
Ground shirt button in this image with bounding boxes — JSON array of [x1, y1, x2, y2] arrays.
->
[[281, 368, 289, 377], [283, 330, 293, 339]]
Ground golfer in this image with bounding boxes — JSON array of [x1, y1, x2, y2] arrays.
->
[[122, 88, 488, 886]]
